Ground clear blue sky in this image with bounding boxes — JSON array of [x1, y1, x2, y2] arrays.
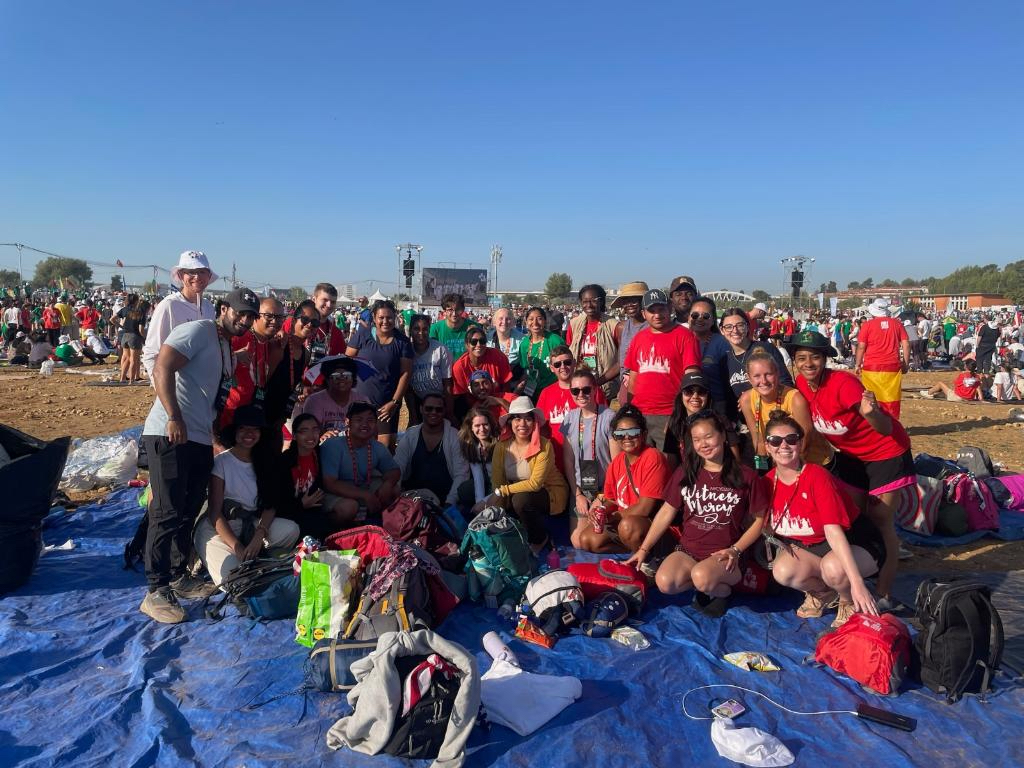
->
[[2, 2, 1021, 295]]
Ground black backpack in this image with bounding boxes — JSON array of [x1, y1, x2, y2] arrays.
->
[[205, 556, 300, 620], [913, 579, 1004, 703], [382, 654, 462, 760], [955, 446, 995, 479]]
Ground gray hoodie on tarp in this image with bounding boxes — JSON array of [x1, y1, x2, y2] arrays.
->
[[326, 629, 480, 768]]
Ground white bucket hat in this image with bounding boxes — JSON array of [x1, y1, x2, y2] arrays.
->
[[499, 396, 546, 428], [867, 298, 890, 318], [170, 250, 219, 287]]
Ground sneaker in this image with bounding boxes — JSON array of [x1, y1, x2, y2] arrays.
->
[[169, 574, 218, 599], [831, 600, 856, 628], [140, 587, 186, 624], [875, 595, 900, 614], [796, 589, 838, 619]]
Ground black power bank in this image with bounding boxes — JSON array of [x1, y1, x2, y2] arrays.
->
[[855, 703, 917, 732]]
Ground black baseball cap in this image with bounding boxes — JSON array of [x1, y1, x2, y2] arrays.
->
[[224, 286, 260, 315], [642, 289, 669, 310], [680, 371, 709, 391]]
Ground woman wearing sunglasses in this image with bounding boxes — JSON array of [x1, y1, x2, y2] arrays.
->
[[686, 296, 733, 416], [739, 349, 832, 471], [564, 368, 618, 548], [475, 396, 568, 553], [761, 413, 882, 627], [452, 326, 513, 422], [664, 371, 741, 471], [785, 330, 913, 611], [627, 410, 767, 617], [580, 405, 670, 554]]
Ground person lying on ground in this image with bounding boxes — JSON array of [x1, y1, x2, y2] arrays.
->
[[626, 409, 767, 618], [918, 360, 983, 402]]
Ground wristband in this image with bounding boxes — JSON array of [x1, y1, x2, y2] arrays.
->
[[729, 545, 741, 557], [638, 545, 649, 553]]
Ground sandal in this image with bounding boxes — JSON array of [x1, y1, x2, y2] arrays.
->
[[831, 600, 857, 628], [796, 589, 838, 619]]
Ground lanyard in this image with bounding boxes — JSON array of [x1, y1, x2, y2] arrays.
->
[[769, 466, 804, 531], [578, 412, 598, 460], [252, 338, 270, 388], [346, 434, 373, 486]]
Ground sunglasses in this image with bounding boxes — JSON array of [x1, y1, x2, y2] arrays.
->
[[422, 405, 445, 414], [569, 386, 592, 396], [690, 311, 713, 321], [328, 371, 354, 381], [682, 386, 708, 397], [296, 315, 321, 327], [550, 359, 574, 369], [765, 433, 801, 447], [467, 337, 487, 346], [612, 427, 643, 440], [259, 312, 285, 322]]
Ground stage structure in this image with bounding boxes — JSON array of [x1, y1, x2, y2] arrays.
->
[[780, 255, 815, 310], [395, 243, 423, 299]]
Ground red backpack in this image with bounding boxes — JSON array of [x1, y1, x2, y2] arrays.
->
[[567, 559, 647, 614], [943, 473, 999, 532], [382, 493, 465, 571], [814, 613, 911, 696]]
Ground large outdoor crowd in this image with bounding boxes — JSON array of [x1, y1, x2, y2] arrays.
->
[[12, 251, 1022, 627]]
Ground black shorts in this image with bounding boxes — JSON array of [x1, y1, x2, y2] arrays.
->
[[774, 515, 886, 570], [376, 399, 401, 435], [828, 449, 915, 496]]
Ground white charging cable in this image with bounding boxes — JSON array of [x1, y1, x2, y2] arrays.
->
[[682, 684, 857, 721]]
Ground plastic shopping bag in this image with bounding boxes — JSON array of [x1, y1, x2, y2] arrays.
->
[[294, 549, 360, 647]]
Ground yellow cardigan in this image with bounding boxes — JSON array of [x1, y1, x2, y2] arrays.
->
[[491, 437, 569, 515]]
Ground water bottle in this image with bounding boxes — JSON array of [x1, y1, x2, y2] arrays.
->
[[546, 547, 561, 570], [483, 630, 520, 667]]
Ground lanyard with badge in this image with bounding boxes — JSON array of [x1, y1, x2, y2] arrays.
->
[[523, 338, 545, 398], [309, 323, 332, 365], [213, 331, 235, 415], [577, 412, 601, 496]]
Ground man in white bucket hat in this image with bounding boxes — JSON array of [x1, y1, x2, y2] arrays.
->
[[142, 251, 218, 378]]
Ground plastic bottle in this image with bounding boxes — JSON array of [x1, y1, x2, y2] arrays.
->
[[546, 547, 561, 570], [483, 630, 520, 667]]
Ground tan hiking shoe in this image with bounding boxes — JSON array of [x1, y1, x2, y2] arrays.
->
[[140, 587, 187, 624], [796, 589, 839, 619], [831, 600, 857, 628]]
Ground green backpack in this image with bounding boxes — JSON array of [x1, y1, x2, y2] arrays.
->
[[460, 506, 535, 609]]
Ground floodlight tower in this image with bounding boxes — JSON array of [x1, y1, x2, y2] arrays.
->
[[780, 255, 815, 311], [396, 243, 423, 299], [489, 244, 503, 295]]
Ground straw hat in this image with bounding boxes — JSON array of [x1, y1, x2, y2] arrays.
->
[[610, 281, 649, 308]]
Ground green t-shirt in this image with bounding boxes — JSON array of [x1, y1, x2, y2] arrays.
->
[[400, 309, 416, 331], [518, 332, 566, 395], [429, 317, 479, 361], [54, 344, 80, 363]]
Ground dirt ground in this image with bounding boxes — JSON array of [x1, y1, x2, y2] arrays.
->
[[1, 364, 1021, 575]]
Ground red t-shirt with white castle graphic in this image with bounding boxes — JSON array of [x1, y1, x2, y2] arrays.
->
[[766, 463, 858, 545], [795, 369, 910, 462], [623, 324, 700, 415], [663, 464, 769, 560]]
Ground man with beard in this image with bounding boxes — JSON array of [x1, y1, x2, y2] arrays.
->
[[139, 286, 260, 624]]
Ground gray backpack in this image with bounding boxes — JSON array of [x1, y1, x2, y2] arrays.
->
[[956, 446, 995, 479]]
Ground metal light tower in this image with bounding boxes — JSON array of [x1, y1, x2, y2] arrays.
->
[[396, 243, 423, 299], [779, 255, 815, 311], [489, 244, 503, 295]]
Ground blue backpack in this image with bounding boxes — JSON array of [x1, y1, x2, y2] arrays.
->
[[460, 506, 535, 609]]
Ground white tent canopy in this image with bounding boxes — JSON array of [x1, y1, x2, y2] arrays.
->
[[368, 289, 388, 302]]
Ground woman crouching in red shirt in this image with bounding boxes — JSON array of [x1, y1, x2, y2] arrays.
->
[[762, 413, 883, 628], [627, 410, 768, 618]]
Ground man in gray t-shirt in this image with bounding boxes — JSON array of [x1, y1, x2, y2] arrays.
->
[[139, 286, 259, 624]]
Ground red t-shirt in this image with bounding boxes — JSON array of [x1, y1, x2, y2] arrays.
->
[[858, 317, 908, 372], [76, 307, 100, 330], [43, 308, 61, 329], [796, 369, 910, 462], [536, 382, 607, 472], [451, 348, 513, 395], [662, 464, 769, 561], [769, 318, 781, 336], [292, 452, 319, 496], [566, 318, 601, 369], [603, 445, 670, 512], [766, 463, 857, 545], [953, 371, 981, 400], [782, 318, 796, 336], [623, 324, 701, 415]]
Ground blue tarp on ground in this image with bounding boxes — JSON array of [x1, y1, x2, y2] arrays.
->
[[2, 488, 1023, 768], [898, 509, 1024, 547]]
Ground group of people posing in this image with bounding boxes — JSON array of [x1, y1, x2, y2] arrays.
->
[[136, 254, 914, 636]]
